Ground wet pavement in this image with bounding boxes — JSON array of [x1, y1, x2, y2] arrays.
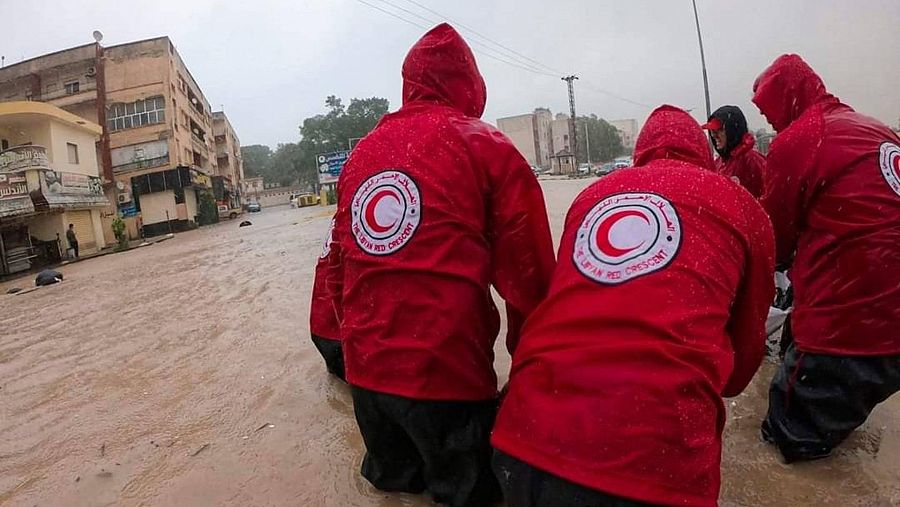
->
[[1, 178, 897, 506]]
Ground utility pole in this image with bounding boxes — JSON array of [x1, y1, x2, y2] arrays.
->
[[562, 75, 579, 168], [692, 0, 712, 120], [584, 122, 591, 165]]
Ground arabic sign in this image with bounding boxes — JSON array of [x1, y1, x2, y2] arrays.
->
[[317, 151, 350, 185], [191, 169, 212, 188], [35, 170, 108, 208], [0, 171, 35, 217], [0, 145, 51, 174]]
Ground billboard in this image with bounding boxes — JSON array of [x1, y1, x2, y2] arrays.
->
[[317, 151, 350, 185]]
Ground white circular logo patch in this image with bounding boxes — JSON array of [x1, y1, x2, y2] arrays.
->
[[879, 142, 900, 197], [351, 170, 421, 255], [319, 218, 335, 259], [573, 192, 682, 284]]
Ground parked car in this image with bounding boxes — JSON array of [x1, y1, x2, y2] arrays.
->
[[577, 163, 593, 175], [247, 202, 262, 213], [595, 162, 617, 176], [218, 204, 242, 220], [614, 156, 633, 169]]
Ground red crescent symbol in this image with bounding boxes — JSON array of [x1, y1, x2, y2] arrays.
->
[[893, 153, 900, 180], [595, 210, 650, 257], [365, 189, 400, 234]]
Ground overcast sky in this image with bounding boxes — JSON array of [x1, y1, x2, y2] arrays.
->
[[5, 0, 899, 146]]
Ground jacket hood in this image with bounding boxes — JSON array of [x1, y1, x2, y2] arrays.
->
[[752, 54, 835, 133], [633, 105, 715, 171], [707, 105, 748, 159], [401, 23, 486, 118]]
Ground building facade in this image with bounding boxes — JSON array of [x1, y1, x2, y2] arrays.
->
[[610, 119, 638, 150], [0, 101, 109, 274], [242, 177, 264, 203], [496, 108, 560, 170], [212, 111, 243, 209], [0, 36, 223, 238]]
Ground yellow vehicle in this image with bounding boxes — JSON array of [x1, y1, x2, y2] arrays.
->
[[290, 193, 319, 208]]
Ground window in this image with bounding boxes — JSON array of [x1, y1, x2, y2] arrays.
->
[[64, 81, 80, 95], [106, 96, 166, 132], [1, 139, 8, 151], [66, 143, 79, 164]]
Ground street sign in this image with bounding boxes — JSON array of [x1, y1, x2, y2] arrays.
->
[[317, 151, 349, 185]]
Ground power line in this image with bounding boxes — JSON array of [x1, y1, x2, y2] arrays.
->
[[352, 0, 558, 78], [397, 0, 565, 76], [579, 79, 654, 109], [352, 0, 654, 109]]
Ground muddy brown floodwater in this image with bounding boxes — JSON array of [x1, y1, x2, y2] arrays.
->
[[1, 178, 898, 507]]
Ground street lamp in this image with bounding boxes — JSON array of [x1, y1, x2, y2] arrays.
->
[[691, 0, 712, 120]]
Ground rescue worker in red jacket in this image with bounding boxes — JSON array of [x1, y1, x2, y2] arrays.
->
[[327, 23, 555, 506], [701, 105, 766, 198], [754, 54, 900, 463], [491, 105, 775, 507], [310, 217, 343, 380]]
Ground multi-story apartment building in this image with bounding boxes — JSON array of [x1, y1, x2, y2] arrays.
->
[[0, 36, 222, 237], [496, 108, 554, 169], [212, 111, 243, 209], [609, 118, 638, 150]]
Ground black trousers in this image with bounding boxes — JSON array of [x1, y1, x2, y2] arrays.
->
[[310, 335, 345, 381], [763, 342, 900, 463], [350, 386, 501, 507], [71, 241, 79, 258], [492, 451, 655, 507]]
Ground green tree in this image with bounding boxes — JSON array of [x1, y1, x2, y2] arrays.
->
[[297, 96, 390, 183], [575, 115, 625, 163], [241, 145, 273, 178]]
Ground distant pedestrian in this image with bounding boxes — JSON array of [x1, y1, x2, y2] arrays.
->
[[701, 105, 766, 198], [310, 217, 344, 381], [491, 105, 775, 507], [66, 224, 79, 258], [327, 23, 555, 507], [754, 54, 900, 463]]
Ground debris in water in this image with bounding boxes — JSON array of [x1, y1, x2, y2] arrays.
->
[[75, 476, 80, 483], [239, 220, 253, 227], [6, 287, 22, 294], [97, 470, 113, 479], [35, 269, 63, 286], [255, 422, 274, 432], [191, 443, 210, 457], [100, 443, 105, 457]]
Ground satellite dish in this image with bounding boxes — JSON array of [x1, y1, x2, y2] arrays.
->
[[92, 31, 104, 43]]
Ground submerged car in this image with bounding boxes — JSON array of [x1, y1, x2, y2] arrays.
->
[[247, 202, 262, 213]]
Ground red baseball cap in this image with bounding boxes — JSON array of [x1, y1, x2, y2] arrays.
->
[[701, 118, 722, 130]]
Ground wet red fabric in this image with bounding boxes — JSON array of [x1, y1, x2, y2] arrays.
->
[[310, 218, 339, 341], [492, 106, 775, 507], [715, 133, 766, 198], [327, 24, 555, 401], [754, 54, 900, 356]]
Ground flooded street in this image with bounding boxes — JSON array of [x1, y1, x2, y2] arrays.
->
[[1, 178, 897, 507]]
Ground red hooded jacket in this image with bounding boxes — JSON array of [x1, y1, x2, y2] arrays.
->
[[310, 217, 339, 341], [327, 24, 555, 401], [716, 133, 766, 198], [754, 54, 900, 356], [491, 106, 775, 507]]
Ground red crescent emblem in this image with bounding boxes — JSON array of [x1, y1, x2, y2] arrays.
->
[[893, 153, 900, 180], [595, 210, 650, 258], [365, 189, 400, 234]]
